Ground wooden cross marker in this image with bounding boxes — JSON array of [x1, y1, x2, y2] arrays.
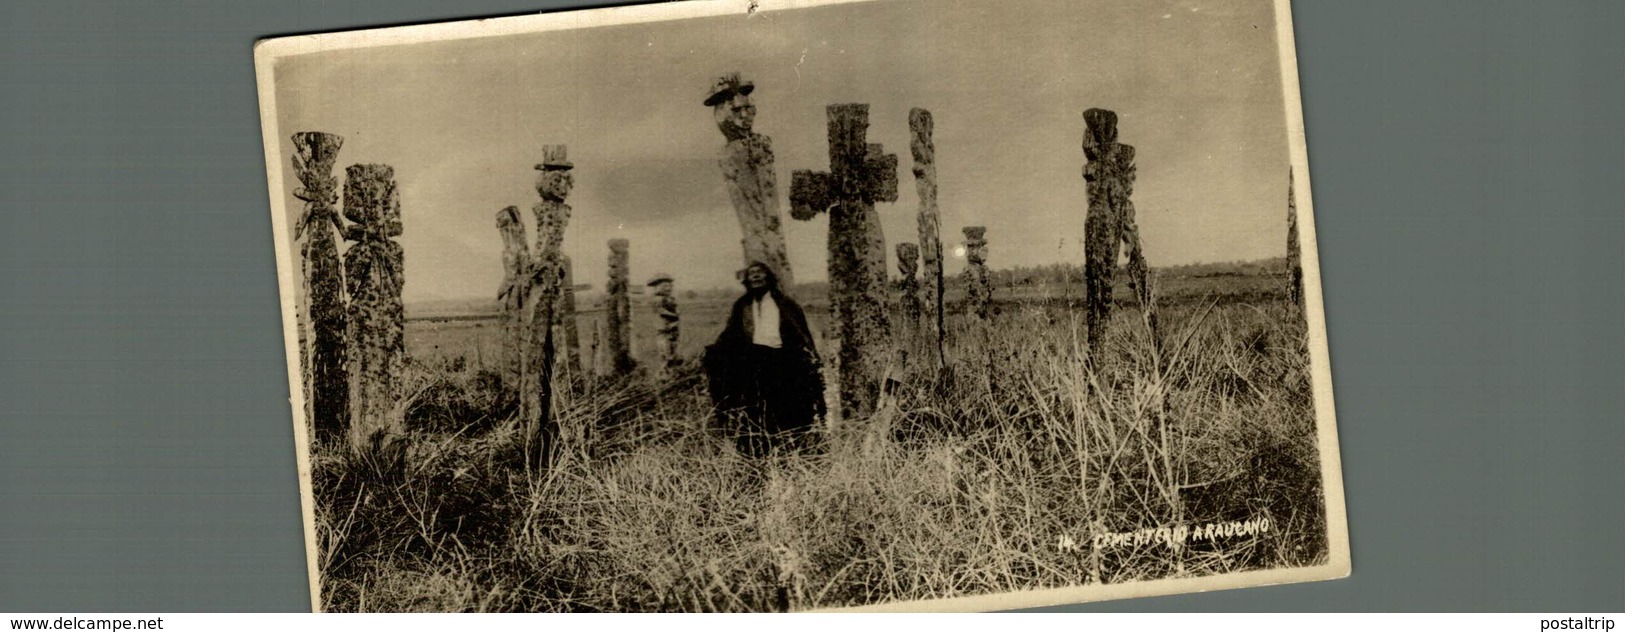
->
[[790, 103, 898, 419]]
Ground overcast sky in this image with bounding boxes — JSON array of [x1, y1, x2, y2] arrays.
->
[[271, 0, 1292, 302]]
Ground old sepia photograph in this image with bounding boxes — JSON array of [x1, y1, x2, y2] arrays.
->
[[254, 0, 1348, 612]]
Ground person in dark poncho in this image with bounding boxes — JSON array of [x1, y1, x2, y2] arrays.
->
[[703, 262, 827, 457]]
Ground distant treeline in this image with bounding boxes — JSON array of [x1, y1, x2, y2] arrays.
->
[[407, 258, 1290, 320], [977, 257, 1289, 289]]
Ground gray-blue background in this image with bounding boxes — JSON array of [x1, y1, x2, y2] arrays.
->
[[2, 0, 1621, 612]]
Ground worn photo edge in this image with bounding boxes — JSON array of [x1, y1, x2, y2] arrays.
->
[[252, 0, 1351, 613]]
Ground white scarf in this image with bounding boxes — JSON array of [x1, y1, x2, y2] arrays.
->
[[751, 294, 782, 348]]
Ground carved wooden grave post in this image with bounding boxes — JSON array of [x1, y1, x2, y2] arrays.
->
[[648, 272, 679, 371], [342, 164, 405, 451], [291, 132, 349, 443], [589, 319, 603, 376], [790, 103, 898, 419], [559, 255, 582, 378], [897, 242, 922, 328], [710, 73, 794, 286], [605, 238, 635, 376], [1082, 108, 1156, 359], [962, 227, 991, 321], [909, 109, 945, 367], [496, 205, 530, 387], [522, 145, 573, 471], [1287, 168, 1303, 310]]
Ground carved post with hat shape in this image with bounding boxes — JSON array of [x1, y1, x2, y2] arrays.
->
[[522, 144, 573, 472], [709, 72, 794, 287]]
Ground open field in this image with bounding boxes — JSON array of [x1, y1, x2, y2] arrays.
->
[[311, 259, 1328, 611], [403, 259, 1298, 372]]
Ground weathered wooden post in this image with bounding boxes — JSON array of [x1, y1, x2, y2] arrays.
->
[[605, 238, 635, 376], [589, 318, 603, 376], [558, 255, 583, 378], [1082, 108, 1155, 359], [522, 146, 574, 471], [909, 109, 945, 367], [709, 73, 794, 286], [896, 242, 922, 328], [790, 103, 898, 419], [1286, 167, 1303, 310], [962, 227, 991, 321], [291, 132, 349, 443], [647, 273, 680, 370], [495, 205, 530, 387], [342, 163, 405, 451]]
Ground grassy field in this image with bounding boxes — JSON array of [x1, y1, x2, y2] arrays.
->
[[310, 260, 1329, 611]]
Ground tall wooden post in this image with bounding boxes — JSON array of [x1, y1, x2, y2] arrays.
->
[[909, 109, 945, 367], [710, 73, 794, 286], [496, 205, 530, 387], [962, 227, 990, 321], [790, 103, 898, 419], [589, 319, 603, 376], [1287, 168, 1303, 310], [648, 273, 680, 370], [342, 163, 405, 452], [523, 145, 573, 471], [897, 242, 922, 328], [605, 238, 635, 376], [1082, 108, 1155, 359], [559, 255, 582, 378], [291, 132, 348, 443]]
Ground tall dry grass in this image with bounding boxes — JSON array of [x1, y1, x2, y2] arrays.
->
[[310, 295, 1327, 612]]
